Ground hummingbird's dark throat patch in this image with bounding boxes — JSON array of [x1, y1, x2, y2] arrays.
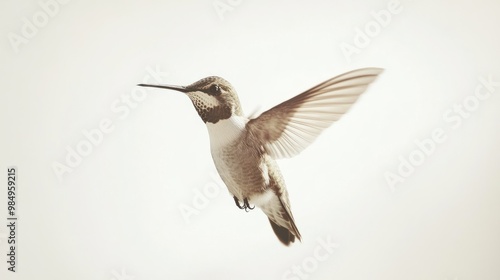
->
[[191, 100, 231, 124]]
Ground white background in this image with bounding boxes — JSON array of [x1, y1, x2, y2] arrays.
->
[[1, 0, 500, 279]]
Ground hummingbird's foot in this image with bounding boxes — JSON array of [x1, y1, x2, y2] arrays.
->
[[243, 198, 255, 212], [233, 196, 255, 212], [233, 196, 245, 209]]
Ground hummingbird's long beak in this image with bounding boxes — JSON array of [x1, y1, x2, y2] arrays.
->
[[137, 83, 187, 93]]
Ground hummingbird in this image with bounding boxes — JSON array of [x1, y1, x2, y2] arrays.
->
[[138, 67, 383, 246]]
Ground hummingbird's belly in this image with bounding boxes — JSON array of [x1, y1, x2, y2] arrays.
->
[[211, 142, 268, 200]]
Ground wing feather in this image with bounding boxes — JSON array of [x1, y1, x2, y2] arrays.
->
[[246, 68, 383, 159]]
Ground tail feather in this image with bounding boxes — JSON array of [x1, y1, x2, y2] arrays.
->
[[262, 194, 302, 246], [269, 218, 296, 246]]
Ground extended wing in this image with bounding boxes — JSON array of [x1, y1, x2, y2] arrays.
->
[[246, 68, 383, 159]]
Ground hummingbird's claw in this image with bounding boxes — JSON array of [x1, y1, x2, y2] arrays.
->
[[243, 198, 255, 212], [233, 196, 245, 209], [234, 196, 255, 212]]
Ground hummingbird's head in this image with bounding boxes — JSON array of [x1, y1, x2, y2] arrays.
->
[[138, 76, 243, 124]]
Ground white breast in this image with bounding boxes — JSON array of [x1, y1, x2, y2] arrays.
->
[[206, 115, 249, 199], [206, 115, 248, 151]]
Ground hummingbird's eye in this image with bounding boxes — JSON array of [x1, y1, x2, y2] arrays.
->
[[208, 84, 222, 96]]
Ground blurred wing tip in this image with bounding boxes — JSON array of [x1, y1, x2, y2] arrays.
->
[[247, 67, 384, 159], [359, 67, 384, 72], [345, 67, 384, 76]]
